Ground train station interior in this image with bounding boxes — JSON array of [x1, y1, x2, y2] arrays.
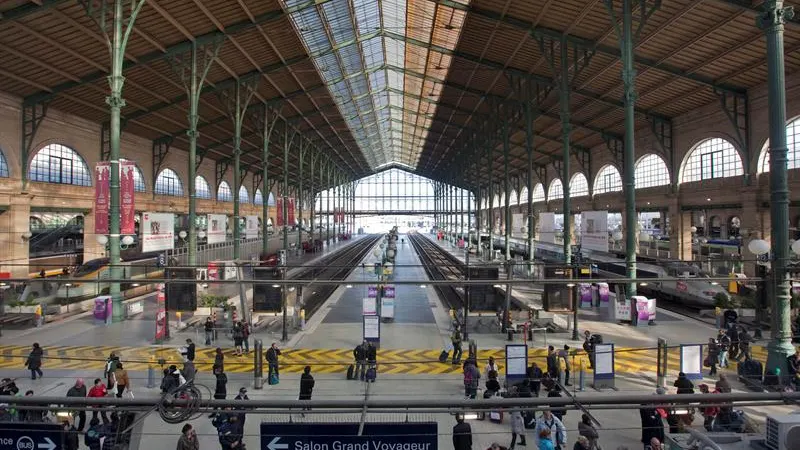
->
[[1, 1, 800, 449]]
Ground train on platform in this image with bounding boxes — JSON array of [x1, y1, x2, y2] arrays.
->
[[473, 235, 730, 308]]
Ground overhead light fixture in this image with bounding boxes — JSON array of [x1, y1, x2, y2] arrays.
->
[[420, 284, 426, 288], [272, 284, 280, 288], [346, 284, 353, 289]]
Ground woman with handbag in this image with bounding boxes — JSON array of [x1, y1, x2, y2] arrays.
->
[[114, 363, 130, 398]]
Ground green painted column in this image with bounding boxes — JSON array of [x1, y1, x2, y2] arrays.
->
[[282, 128, 290, 256], [326, 164, 331, 245], [261, 113, 273, 256], [503, 121, 511, 261], [106, 0, 146, 323], [558, 41, 572, 266], [760, 0, 796, 374], [488, 147, 495, 257], [621, 0, 638, 297], [309, 151, 316, 241], [525, 102, 535, 267], [297, 144, 306, 248]]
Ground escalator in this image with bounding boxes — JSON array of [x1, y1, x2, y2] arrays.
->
[[29, 224, 84, 257]]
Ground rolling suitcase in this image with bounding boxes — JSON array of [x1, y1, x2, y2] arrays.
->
[[365, 367, 376, 382], [439, 349, 449, 363], [268, 373, 279, 385], [346, 364, 355, 380]]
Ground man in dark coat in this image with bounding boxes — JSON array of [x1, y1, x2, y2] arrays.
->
[[546, 345, 560, 380], [66, 379, 87, 431], [353, 342, 367, 381], [25, 343, 43, 380], [640, 405, 665, 448], [299, 366, 315, 416], [266, 342, 282, 379], [452, 415, 472, 450]]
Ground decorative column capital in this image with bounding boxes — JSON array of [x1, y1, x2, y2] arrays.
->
[[758, 1, 794, 30]]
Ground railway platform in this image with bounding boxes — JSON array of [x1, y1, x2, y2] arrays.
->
[[0, 235, 367, 349]]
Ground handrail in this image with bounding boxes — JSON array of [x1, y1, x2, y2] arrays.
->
[[686, 429, 724, 450]]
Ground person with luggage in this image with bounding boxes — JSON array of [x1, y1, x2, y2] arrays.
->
[[451, 326, 464, 365], [353, 341, 367, 381], [299, 366, 315, 416], [365, 341, 377, 381], [266, 342, 282, 383], [452, 415, 473, 450], [717, 330, 731, 368]]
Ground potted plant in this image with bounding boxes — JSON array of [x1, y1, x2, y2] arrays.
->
[[196, 293, 229, 316]]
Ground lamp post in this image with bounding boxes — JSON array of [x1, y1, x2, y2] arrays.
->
[[568, 282, 578, 340]]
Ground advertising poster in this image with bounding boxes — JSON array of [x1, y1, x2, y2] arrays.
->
[[614, 298, 631, 321], [276, 198, 284, 227], [579, 283, 593, 308], [245, 215, 259, 239], [539, 212, 556, 243], [597, 282, 610, 305], [142, 212, 175, 252], [368, 286, 378, 298], [580, 210, 609, 252], [288, 198, 296, 225], [94, 162, 110, 235], [207, 214, 227, 244], [362, 297, 377, 315], [155, 286, 167, 341], [119, 160, 136, 235], [383, 285, 396, 298]]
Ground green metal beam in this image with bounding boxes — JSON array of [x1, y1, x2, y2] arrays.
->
[[23, 8, 287, 105]]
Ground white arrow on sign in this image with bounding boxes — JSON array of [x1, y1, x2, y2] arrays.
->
[[37, 437, 56, 450], [268, 437, 289, 450]]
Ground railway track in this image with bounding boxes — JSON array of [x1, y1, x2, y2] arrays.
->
[[294, 234, 382, 319], [407, 234, 465, 310]]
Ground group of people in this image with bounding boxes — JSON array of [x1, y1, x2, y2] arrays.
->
[[352, 340, 377, 381], [705, 327, 752, 376]]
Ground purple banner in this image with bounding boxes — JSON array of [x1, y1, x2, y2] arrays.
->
[[579, 284, 593, 307], [368, 286, 378, 298], [94, 296, 111, 321], [384, 285, 395, 298], [636, 298, 650, 322], [597, 283, 610, 305]]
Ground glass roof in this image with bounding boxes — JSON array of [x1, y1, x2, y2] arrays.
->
[[280, 0, 468, 170]]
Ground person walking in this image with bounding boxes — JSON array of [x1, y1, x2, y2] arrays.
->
[[463, 359, 480, 399], [176, 423, 199, 450], [25, 343, 43, 380], [232, 321, 244, 357], [738, 327, 752, 361], [185, 339, 196, 362], [535, 410, 567, 450], [266, 342, 282, 381], [113, 363, 129, 398], [66, 378, 87, 431], [509, 409, 527, 449], [698, 384, 719, 432], [537, 429, 555, 450], [87, 378, 109, 424], [452, 326, 464, 364], [582, 331, 595, 370], [716, 330, 731, 368], [707, 338, 719, 376], [299, 366, 315, 416], [354, 341, 367, 381], [577, 414, 599, 450], [204, 317, 215, 345], [452, 415, 473, 450], [242, 321, 251, 354], [234, 387, 250, 428], [214, 371, 228, 402], [214, 347, 225, 374], [559, 345, 572, 386], [104, 352, 120, 391]]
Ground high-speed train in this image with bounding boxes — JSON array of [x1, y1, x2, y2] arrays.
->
[[478, 236, 730, 308]]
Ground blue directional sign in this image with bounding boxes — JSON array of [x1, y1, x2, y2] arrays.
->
[[0, 422, 63, 450], [260, 422, 438, 450]]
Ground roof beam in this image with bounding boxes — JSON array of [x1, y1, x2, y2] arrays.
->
[[23, 7, 287, 105], [0, 0, 66, 22]]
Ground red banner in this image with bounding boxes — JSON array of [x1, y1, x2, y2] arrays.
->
[[119, 160, 136, 235], [288, 197, 296, 225], [276, 197, 284, 227], [94, 162, 110, 234]]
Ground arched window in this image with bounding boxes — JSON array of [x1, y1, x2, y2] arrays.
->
[[532, 183, 545, 202], [0, 149, 9, 178], [217, 181, 233, 202], [518, 187, 529, 204], [268, 192, 276, 206], [239, 186, 250, 204], [594, 165, 623, 194], [635, 154, 670, 188], [195, 176, 211, 199], [492, 194, 500, 207], [759, 118, 800, 173], [510, 189, 518, 205], [154, 168, 183, 196], [120, 159, 145, 192], [29, 143, 91, 186], [548, 179, 563, 200], [254, 189, 264, 205], [569, 173, 589, 197], [681, 138, 743, 183]]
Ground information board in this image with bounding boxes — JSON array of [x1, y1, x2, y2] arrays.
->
[[680, 344, 703, 380], [142, 212, 175, 252], [0, 422, 64, 450], [505, 344, 528, 384], [593, 343, 615, 389], [362, 297, 377, 315], [260, 423, 438, 450], [363, 315, 380, 343]]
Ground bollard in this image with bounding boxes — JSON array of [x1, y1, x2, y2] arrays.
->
[[147, 356, 156, 389], [254, 339, 264, 389], [656, 337, 667, 389]]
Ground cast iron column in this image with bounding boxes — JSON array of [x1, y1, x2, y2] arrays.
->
[[525, 102, 535, 268], [261, 111, 274, 256], [297, 144, 306, 248], [559, 41, 572, 265], [621, 0, 638, 297], [760, 0, 796, 373], [503, 121, 512, 261], [326, 164, 331, 245], [488, 147, 495, 258]]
